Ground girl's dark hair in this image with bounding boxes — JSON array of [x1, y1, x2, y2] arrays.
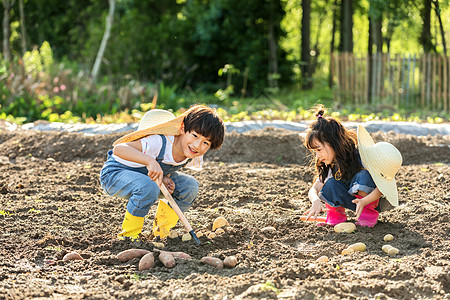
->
[[183, 105, 225, 150], [304, 105, 362, 182]]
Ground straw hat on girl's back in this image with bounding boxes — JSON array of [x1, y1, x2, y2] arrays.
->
[[113, 109, 186, 146], [357, 125, 403, 206]]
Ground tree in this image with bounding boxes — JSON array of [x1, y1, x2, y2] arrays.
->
[[340, 0, 353, 52], [18, 0, 26, 55], [2, 0, 15, 62], [91, 0, 116, 82], [419, 0, 435, 53], [300, 0, 312, 89], [432, 0, 447, 55]]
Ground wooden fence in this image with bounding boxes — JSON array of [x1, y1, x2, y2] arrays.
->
[[331, 52, 450, 112]]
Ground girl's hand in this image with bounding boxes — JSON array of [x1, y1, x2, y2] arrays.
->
[[162, 176, 175, 194], [304, 199, 324, 220], [147, 160, 163, 187], [352, 197, 369, 220]]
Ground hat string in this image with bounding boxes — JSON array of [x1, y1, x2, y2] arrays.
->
[[165, 135, 185, 158]]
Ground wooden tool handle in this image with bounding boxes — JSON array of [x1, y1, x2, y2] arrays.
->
[[159, 184, 193, 232]]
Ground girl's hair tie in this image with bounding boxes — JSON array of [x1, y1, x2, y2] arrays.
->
[[318, 115, 323, 119]]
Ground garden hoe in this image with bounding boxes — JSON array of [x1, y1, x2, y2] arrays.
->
[[154, 184, 201, 245]]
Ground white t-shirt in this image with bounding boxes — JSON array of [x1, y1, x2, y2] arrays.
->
[[112, 135, 203, 170]]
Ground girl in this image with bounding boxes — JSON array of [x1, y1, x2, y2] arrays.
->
[[303, 105, 388, 227]]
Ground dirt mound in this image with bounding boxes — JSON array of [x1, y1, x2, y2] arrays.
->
[[0, 125, 449, 299]]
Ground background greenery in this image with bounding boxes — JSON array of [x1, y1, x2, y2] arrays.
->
[[1, 0, 449, 124]]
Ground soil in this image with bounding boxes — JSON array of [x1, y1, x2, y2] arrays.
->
[[0, 121, 449, 299]]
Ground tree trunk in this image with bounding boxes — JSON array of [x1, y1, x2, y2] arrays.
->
[[2, 0, 15, 62], [367, 15, 373, 103], [420, 0, 434, 53], [91, 0, 116, 82], [301, 0, 312, 89], [341, 0, 353, 53], [328, 0, 338, 88], [267, 20, 278, 89], [18, 0, 26, 55], [432, 0, 447, 56]]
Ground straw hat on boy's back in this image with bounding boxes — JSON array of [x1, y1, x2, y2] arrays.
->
[[113, 109, 186, 146], [357, 125, 403, 206]]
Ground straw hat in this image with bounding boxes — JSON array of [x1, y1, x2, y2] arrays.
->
[[357, 125, 403, 206], [113, 109, 185, 146]]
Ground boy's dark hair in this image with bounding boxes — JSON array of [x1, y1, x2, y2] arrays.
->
[[183, 105, 225, 150], [304, 105, 362, 182]]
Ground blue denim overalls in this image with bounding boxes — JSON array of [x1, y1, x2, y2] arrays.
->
[[318, 152, 377, 211], [100, 135, 199, 217]]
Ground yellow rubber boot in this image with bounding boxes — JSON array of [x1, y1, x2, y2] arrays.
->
[[118, 211, 144, 240], [152, 199, 179, 239]]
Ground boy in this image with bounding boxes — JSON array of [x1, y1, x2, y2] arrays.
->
[[100, 105, 225, 239]]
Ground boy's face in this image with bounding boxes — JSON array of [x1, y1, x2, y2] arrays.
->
[[179, 126, 212, 158]]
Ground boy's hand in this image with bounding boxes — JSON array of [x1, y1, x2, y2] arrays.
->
[[162, 176, 175, 194], [147, 160, 163, 186], [304, 199, 324, 220]]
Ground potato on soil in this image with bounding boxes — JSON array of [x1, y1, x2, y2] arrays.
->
[[341, 248, 355, 255], [62, 252, 83, 262], [316, 256, 329, 263], [200, 256, 224, 269], [212, 217, 229, 231], [347, 242, 367, 252], [207, 232, 216, 239], [215, 228, 225, 235], [223, 256, 237, 268], [260, 226, 276, 233], [334, 222, 356, 233], [159, 252, 176, 268], [182, 233, 192, 241], [383, 234, 394, 242], [138, 252, 154, 271], [117, 249, 150, 262], [387, 247, 399, 256], [382, 245, 393, 253], [162, 251, 192, 260]]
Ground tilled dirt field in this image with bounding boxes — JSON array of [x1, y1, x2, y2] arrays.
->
[[0, 123, 449, 299]]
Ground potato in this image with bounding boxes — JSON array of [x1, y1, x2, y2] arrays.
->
[[158, 252, 176, 268], [383, 234, 394, 242], [169, 231, 178, 239], [387, 247, 399, 257], [341, 248, 355, 255], [138, 253, 154, 271], [117, 249, 150, 262], [215, 228, 225, 235], [347, 242, 367, 252], [260, 226, 277, 233], [334, 222, 356, 233], [62, 252, 83, 262], [212, 217, 229, 231], [316, 256, 329, 263], [165, 251, 192, 260], [223, 256, 237, 268], [200, 256, 224, 269], [182, 233, 192, 241], [382, 245, 393, 253], [152, 242, 165, 249], [207, 232, 216, 239]]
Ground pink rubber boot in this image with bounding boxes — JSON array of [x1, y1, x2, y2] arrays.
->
[[355, 195, 379, 227], [325, 204, 347, 225]]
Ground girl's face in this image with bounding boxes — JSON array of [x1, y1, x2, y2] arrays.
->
[[179, 126, 212, 158], [311, 138, 336, 165]]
